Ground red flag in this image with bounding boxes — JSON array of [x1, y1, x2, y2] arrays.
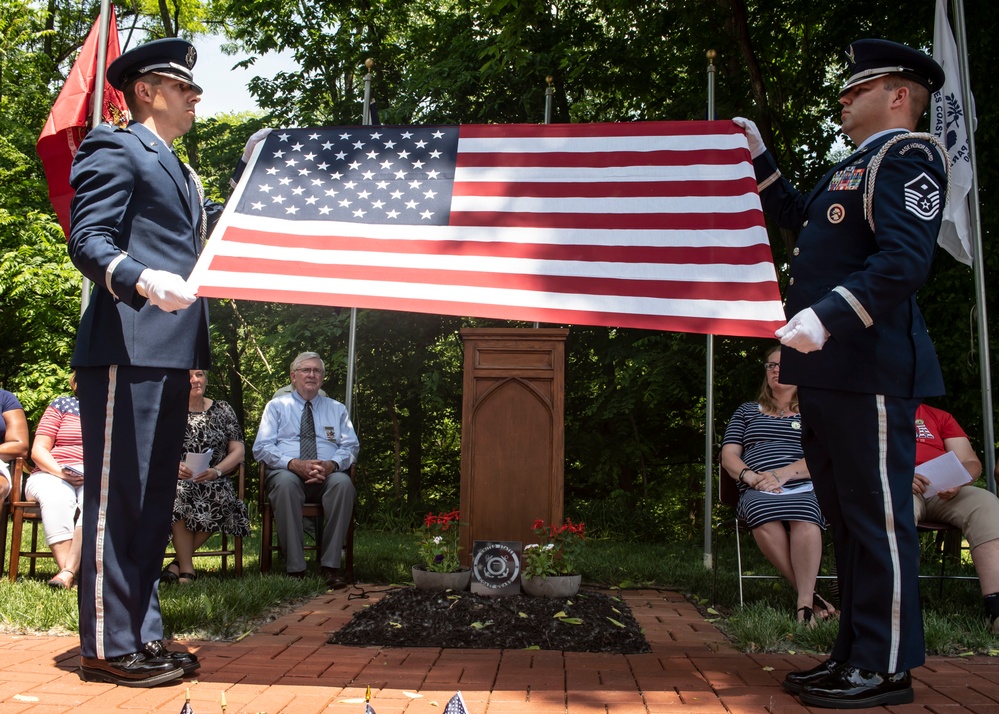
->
[[190, 121, 786, 338], [36, 6, 128, 237]]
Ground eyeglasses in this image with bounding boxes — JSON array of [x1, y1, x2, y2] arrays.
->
[[763, 362, 780, 371], [295, 368, 324, 376]]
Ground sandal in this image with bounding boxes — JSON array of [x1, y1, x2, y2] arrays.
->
[[47, 568, 75, 590], [813, 592, 838, 620], [796, 605, 817, 629], [160, 560, 181, 585], [177, 571, 197, 585]]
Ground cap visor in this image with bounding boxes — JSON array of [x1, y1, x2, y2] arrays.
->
[[840, 72, 888, 96], [152, 70, 204, 95]]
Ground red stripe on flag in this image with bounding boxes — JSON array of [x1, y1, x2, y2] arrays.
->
[[450, 177, 760, 198], [458, 121, 743, 139], [448, 210, 764, 231], [206, 254, 779, 302], [221, 227, 775, 265], [194, 284, 784, 339], [455, 148, 745, 169]]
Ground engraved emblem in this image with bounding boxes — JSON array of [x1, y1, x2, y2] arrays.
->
[[185, 46, 197, 68], [845, 45, 856, 65], [904, 173, 941, 221], [827, 203, 845, 224]]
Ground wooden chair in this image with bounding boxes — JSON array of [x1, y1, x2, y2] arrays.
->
[[0, 457, 20, 579], [258, 462, 356, 579], [8, 457, 53, 582], [164, 462, 246, 576]]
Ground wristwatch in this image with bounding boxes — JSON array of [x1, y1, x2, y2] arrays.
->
[[213, 467, 223, 478]]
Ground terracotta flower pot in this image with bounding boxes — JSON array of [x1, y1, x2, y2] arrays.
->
[[411, 565, 472, 591], [521, 574, 581, 598]]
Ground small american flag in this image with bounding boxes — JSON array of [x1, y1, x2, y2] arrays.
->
[[190, 121, 784, 337], [444, 691, 469, 714]]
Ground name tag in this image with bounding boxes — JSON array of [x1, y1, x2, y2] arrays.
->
[[323, 425, 338, 441], [827, 166, 865, 191]]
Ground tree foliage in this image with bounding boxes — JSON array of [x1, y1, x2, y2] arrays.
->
[[3, 0, 996, 542]]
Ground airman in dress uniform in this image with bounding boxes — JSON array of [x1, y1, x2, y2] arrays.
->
[[735, 38, 948, 708], [69, 37, 220, 687]]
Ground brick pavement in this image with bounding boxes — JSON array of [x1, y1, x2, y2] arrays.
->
[[0, 588, 997, 713]]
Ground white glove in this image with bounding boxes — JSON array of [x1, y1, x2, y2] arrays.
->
[[775, 308, 830, 353], [733, 117, 765, 158], [137, 269, 197, 312], [242, 127, 272, 162]]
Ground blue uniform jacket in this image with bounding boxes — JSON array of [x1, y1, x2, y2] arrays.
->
[[68, 121, 223, 370], [754, 131, 946, 399]]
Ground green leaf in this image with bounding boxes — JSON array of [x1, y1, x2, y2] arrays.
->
[[518, 612, 529, 618], [470, 621, 491, 629], [607, 617, 625, 628], [557, 617, 584, 625]]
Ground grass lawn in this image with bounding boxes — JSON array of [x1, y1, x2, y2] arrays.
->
[[1, 524, 995, 656]]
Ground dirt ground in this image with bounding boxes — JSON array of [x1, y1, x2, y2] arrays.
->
[[327, 587, 651, 653]]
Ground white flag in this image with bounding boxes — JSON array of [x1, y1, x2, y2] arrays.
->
[[931, 0, 976, 266]]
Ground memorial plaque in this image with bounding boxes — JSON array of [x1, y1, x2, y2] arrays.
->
[[471, 540, 522, 596]]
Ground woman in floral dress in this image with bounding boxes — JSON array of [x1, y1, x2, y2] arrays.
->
[[162, 370, 250, 583]]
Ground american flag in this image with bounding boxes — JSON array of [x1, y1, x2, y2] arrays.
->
[[444, 691, 469, 714], [190, 121, 785, 338]]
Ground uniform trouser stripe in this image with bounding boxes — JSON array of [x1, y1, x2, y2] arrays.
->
[[93, 365, 117, 660], [876, 394, 903, 673]]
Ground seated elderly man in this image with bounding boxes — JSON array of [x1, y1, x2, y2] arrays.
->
[[913, 403, 999, 632], [253, 351, 359, 589]]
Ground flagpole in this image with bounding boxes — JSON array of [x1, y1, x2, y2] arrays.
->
[[703, 49, 717, 570], [534, 76, 554, 330], [950, 0, 994, 490], [344, 59, 375, 415], [80, 0, 113, 314]]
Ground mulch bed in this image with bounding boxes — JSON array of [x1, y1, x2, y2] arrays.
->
[[327, 586, 651, 654]]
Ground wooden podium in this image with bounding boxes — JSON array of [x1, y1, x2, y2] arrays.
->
[[459, 328, 568, 565]]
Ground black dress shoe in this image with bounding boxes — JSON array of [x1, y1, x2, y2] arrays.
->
[[143, 640, 200, 675], [80, 652, 184, 687], [320, 566, 347, 590], [782, 658, 842, 694], [800, 666, 913, 708]]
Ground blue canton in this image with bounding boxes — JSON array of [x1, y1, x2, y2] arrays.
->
[[235, 127, 460, 225]]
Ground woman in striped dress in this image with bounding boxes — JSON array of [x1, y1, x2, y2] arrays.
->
[[721, 345, 836, 626]]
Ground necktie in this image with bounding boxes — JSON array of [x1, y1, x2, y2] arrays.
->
[[299, 400, 317, 460]]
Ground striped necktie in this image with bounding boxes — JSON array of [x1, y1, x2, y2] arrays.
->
[[299, 400, 317, 460]]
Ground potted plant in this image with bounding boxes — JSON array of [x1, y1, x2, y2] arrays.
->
[[412, 509, 471, 590], [521, 517, 585, 597]]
